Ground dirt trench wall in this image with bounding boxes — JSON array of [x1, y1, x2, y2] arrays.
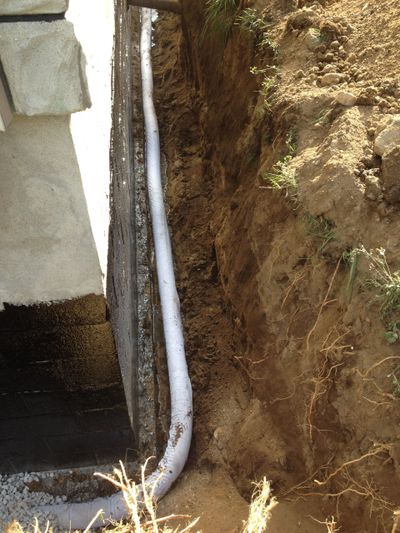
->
[[175, 1, 400, 530]]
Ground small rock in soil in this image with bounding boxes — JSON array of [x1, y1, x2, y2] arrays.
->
[[304, 28, 320, 50], [381, 145, 400, 203], [335, 91, 357, 106], [320, 72, 345, 86], [374, 115, 400, 156]]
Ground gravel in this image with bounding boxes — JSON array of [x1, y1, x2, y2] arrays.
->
[[0, 471, 60, 530]]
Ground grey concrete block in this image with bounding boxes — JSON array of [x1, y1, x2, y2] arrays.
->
[[0, 1, 68, 15], [0, 20, 90, 115]]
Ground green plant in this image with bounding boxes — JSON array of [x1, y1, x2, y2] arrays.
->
[[262, 131, 298, 198], [385, 322, 400, 344], [304, 214, 334, 253], [343, 248, 361, 302], [250, 65, 279, 111], [387, 366, 400, 397], [235, 8, 267, 35], [285, 128, 297, 156], [356, 246, 400, 318], [235, 8, 277, 52], [313, 108, 331, 126], [202, 0, 239, 42], [262, 154, 297, 196], [258, 34, 278, 54]]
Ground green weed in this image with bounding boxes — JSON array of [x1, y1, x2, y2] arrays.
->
[[385, 322, 400, 345], [262, 131, 298, 199], [250, 66, 279, 111], [356, 246, 400, 318], [387, 366, 400, 397], [304, 214, 335, 253], [235, 8, 278, 52], [285, 128, 297, 156], [343, 248, 361, 302], [313, 108, 331, 126], [262, 157, 296, 197], [202, 0, 239, 42]]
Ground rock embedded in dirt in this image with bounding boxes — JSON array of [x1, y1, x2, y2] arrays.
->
[[304, 28, 321, 50], [364, 172, 382, 201], [320, 72, 344, 86], [286, 8, 319, 31], [321, 63, 334, 73], [374, 116, 400, 156], [381, 145, 400, 203]]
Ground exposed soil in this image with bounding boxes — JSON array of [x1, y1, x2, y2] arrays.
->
[[152, 1, 400, 531]]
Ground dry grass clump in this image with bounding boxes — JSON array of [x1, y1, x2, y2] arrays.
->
[[6, 520, 52, 533], [356, 246, 400, 318], [96, 460, 199, 533], [242, 478, 277, 533], [7, 463, 277, 533]]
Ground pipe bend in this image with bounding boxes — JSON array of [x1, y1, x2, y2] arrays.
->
[[39, 8, 192, 530]]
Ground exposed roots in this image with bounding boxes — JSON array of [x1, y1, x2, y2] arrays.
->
[[314, 445, 391, 487], [310, 515, 340, 532], [306, 355, 343, 441], [287, 445, 395, 528], [356, 356, 400, 406], [305, 324, 352, 441], [306, 258, 341, 352], [242, 478, 278, 533]]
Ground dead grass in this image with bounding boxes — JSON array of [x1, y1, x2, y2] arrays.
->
[[7, 463, 277, 533], [6, 520, 52, 533]]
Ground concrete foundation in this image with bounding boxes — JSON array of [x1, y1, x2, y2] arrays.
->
[[0, 295, 134, 473], [0, 115, 103, 310], [0, 20, 90, 116]]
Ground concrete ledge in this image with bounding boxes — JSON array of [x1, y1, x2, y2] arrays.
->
[[0, 20, 90, 115], [0, 1, 68, 15]]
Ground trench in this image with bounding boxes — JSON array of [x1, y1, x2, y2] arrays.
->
[[3, 0, 400, 531]]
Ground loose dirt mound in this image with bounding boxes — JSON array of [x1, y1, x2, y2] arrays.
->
[[153, 1, 400, 531]]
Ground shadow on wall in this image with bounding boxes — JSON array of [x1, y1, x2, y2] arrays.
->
[[0, 295, 134, 473]]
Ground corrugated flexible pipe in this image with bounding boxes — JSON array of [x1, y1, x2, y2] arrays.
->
[[40, 8, 192, 530]]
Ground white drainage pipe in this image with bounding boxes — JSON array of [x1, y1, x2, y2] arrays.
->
[[40, 8, 192, 530]]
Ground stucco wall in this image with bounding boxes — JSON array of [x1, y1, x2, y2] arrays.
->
[[0, 116, 103, 310], [0, 2, 114, 308]]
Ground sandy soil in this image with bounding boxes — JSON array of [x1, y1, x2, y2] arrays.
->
[[153, 1, 400, 531]]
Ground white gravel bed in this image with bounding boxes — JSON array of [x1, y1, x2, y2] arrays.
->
[[0, 471, 60, 530]]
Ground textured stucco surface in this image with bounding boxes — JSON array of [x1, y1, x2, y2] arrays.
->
[[0, 20, 90, 115], [0, 0, 68, 15], [0, 115, 103, 310]]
